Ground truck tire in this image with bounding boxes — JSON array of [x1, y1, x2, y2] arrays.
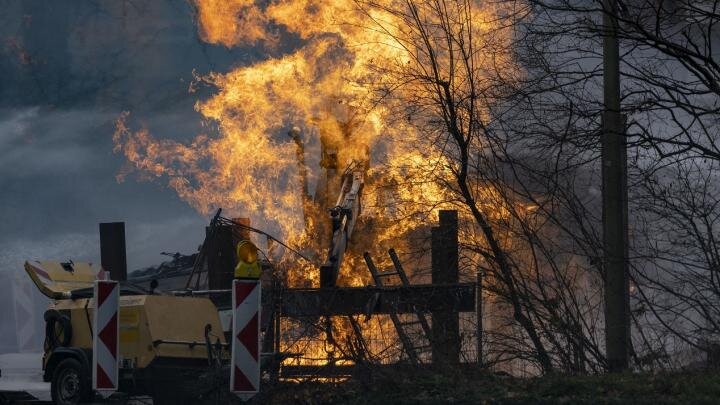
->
[[51, 358, 92, 405]]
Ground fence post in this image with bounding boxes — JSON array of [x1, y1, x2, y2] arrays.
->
[[431, 210, 460, 365]]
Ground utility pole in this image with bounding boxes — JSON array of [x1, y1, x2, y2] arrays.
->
[[602, 0, 630, 372]]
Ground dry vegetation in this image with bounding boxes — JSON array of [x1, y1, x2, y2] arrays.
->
[[258, 368, 720, 404]]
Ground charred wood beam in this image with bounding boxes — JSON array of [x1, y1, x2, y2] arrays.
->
[[207, 224, 236, 292], [279, 283, 475, 317], [431, 210, 461, 365], [99, 222, 127, 282]]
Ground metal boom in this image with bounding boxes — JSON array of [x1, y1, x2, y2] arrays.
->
[[319, 162, 364, 287]]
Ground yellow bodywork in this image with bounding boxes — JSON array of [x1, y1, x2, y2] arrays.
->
[[50, 295, 225, 368], [25, 260, 104, 299], [28, 260, 226, 369]]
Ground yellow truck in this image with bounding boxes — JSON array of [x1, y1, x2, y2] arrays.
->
[[24, 260, 233, 405]]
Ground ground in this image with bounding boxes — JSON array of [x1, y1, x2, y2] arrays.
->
[[259, 367, 720, 404], [0, 353, 49, 401], [3, 354, 719, 404]]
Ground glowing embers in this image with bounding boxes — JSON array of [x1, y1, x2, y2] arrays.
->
[[278, 316, 403, 368]]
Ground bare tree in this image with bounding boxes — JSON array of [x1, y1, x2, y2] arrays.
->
[[355, 0, 619, 373], [521, 0, 720, 368]]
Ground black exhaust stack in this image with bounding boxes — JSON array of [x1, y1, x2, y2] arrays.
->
[[99, 222, 127, 281]]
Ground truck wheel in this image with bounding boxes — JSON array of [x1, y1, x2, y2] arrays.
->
[[51, 358, 92, 405]]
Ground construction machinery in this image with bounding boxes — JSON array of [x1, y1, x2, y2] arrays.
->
[[20, 176, 366, 404], [24, 260, 231, 405], [319, 161, 365, 287]]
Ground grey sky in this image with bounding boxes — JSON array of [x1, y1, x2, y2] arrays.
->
[[0, 0, 255, 272]]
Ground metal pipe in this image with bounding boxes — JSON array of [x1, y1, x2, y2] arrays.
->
[[171, 289, 231, 296]]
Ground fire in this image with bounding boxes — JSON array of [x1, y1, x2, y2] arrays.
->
[[113, 0, 517, 366], [195, 0, 269, 46]]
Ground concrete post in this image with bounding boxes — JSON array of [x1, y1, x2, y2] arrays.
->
[[602, 0, 630, 372]]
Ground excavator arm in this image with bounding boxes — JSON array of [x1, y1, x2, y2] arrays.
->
[[319, 161, 365, 287]]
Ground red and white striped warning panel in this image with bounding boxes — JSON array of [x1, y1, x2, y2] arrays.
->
[[93, 280, 119, 392], [231, 279, 261, 399]]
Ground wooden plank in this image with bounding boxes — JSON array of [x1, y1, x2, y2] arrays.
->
[[279, 283, 476, 317], [431, 210, 461, 365], [99, 222, 128, 282], [207, 225, 236, 291]]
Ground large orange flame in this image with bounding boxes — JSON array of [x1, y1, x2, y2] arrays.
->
[[114, 4, 522, 368], [114, 0, 511, 256], [114, 0, 517, 367]]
